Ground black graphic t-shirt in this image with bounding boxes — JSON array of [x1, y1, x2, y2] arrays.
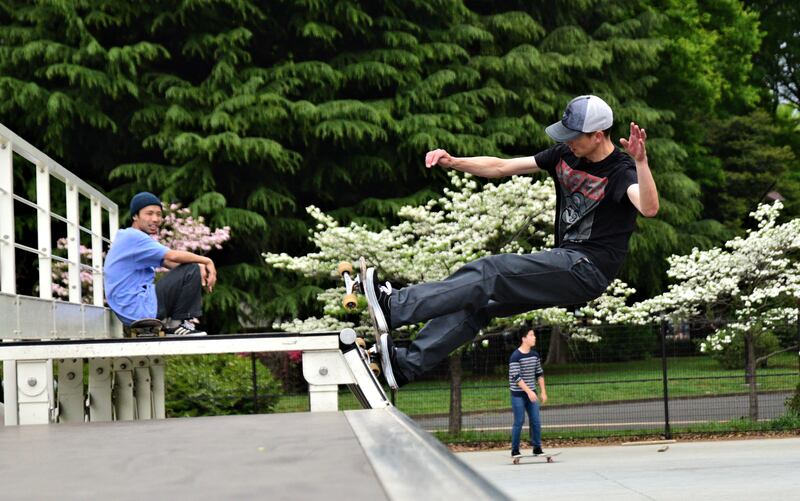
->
[[534, 143, 638, 280]]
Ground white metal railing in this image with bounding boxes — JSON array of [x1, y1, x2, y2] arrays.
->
[[1, 122, 121, 425], [0, 122, 119, 306]]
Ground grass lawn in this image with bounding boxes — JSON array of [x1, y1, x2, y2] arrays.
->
[[273, 353, 799, 416]]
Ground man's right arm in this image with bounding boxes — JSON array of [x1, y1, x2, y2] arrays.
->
[[425, 149, 540, 178]]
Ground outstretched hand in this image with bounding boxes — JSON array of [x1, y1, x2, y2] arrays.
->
[[425, 149, 455, 169], [620, 122, 647, 162]]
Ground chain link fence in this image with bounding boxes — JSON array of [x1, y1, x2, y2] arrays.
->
[[259, 319, 800, 437]]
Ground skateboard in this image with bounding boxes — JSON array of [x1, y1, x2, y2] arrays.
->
[[124, 318, 165, 338], [512, 451, 561, 465], [337, 262, 390, 407], [357, 257, 399, 389], [337, 261, 383, 377]]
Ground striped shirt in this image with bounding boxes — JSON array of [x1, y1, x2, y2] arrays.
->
[[509, 349, 544, 396]]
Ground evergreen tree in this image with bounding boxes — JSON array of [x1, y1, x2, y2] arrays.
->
[[0, 0, 774, 329]]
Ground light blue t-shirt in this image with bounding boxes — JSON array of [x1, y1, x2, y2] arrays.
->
[[104, 228, 169, 325]]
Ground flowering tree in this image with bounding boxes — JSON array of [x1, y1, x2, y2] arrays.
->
[[266, 170, 636, 337], [265, 172, 555, 334], [52, 203, 231, 302], [627, 201, 800, 419]]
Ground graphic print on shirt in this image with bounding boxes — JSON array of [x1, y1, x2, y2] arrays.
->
[[556, 160, 608, 242]]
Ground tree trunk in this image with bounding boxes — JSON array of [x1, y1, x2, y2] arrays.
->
[[448, 352, 463, 434], [545, 325, 569, 365], [745, 333, 759, 421]]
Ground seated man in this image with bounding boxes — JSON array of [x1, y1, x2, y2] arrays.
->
[[104, 192, 217, 336]]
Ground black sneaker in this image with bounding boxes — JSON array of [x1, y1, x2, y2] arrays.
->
[[511, 450, 522, 458], [533, 447, 544, 456], [365, 267, 393, 331], [165, 320, 207, 337]]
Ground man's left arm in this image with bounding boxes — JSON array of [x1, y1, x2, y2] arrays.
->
[[621, 122, 659, 218]]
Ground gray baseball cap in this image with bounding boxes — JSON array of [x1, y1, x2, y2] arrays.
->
[[545, 95, 614, 142]]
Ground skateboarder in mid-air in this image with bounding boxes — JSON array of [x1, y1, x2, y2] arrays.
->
[[364, 94, 660, 388], [509, 327, 547, 458], [104, 192, 217, 336]]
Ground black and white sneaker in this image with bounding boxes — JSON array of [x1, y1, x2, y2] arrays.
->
[[165, 320, 207, 337], [533, 447, 544, 456], [511, 450, 522, 458], [365, 267, 392, 332]]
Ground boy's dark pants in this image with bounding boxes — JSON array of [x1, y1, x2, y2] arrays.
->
[[390, 249, 609, 382], [156, 264, 203, 321]]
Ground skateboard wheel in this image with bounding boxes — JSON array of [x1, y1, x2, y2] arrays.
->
[[342, 293, 358, 310], [337, 261, 354, 276], [513, 458, 519, 465], [369, 362, 381, 377], [355, 337, 367, 349]]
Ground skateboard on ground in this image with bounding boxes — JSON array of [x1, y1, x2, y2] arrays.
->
[[512, 451, 561, 464], [124, 318, 165, 338]]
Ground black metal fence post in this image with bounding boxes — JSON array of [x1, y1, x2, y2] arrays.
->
[[251, 352, 259, 413], [660, 320, 672, 439]]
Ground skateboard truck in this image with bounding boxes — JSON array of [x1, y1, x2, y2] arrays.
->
[[338, 261, 361, 311]]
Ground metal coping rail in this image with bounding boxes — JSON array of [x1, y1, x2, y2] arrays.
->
[[0, 331, 341, 348]]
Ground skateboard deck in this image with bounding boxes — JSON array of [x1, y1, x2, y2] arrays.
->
[[124, 318, 165, 338], [358, 258, 399, 389], [337, 261, 390, 408], [512, 451, 561, 464]]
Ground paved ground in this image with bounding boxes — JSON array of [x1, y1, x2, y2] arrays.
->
[[415, 392, 791, 432], [457, 437, 800, 500], [0, 409, 505, 500]]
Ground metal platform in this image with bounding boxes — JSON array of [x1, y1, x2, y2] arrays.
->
[[0, 407, 507, 500], [2, 330, 392, 424]]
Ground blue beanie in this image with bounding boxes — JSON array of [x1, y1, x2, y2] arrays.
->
[[130, 192, 162, 218]]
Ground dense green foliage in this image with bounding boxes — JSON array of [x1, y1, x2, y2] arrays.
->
[[710, 330, 781, 370], [1, 0, 798, 327], [165, 354, 281, 416]]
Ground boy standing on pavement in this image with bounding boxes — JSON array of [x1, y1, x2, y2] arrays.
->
[[509, 327, 547, 457], [365, 94, 659, 389], [104, 192, 217, 336]]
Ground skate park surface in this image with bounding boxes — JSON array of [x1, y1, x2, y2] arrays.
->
[[0, 407, 506, 500], [457, 436, 800, 500]]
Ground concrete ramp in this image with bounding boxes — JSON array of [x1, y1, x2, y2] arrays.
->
[[0, 407, 506, 500]]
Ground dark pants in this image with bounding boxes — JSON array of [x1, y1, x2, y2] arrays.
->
[[390, 249, 609, 382], [156, 264, 203, 321]]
